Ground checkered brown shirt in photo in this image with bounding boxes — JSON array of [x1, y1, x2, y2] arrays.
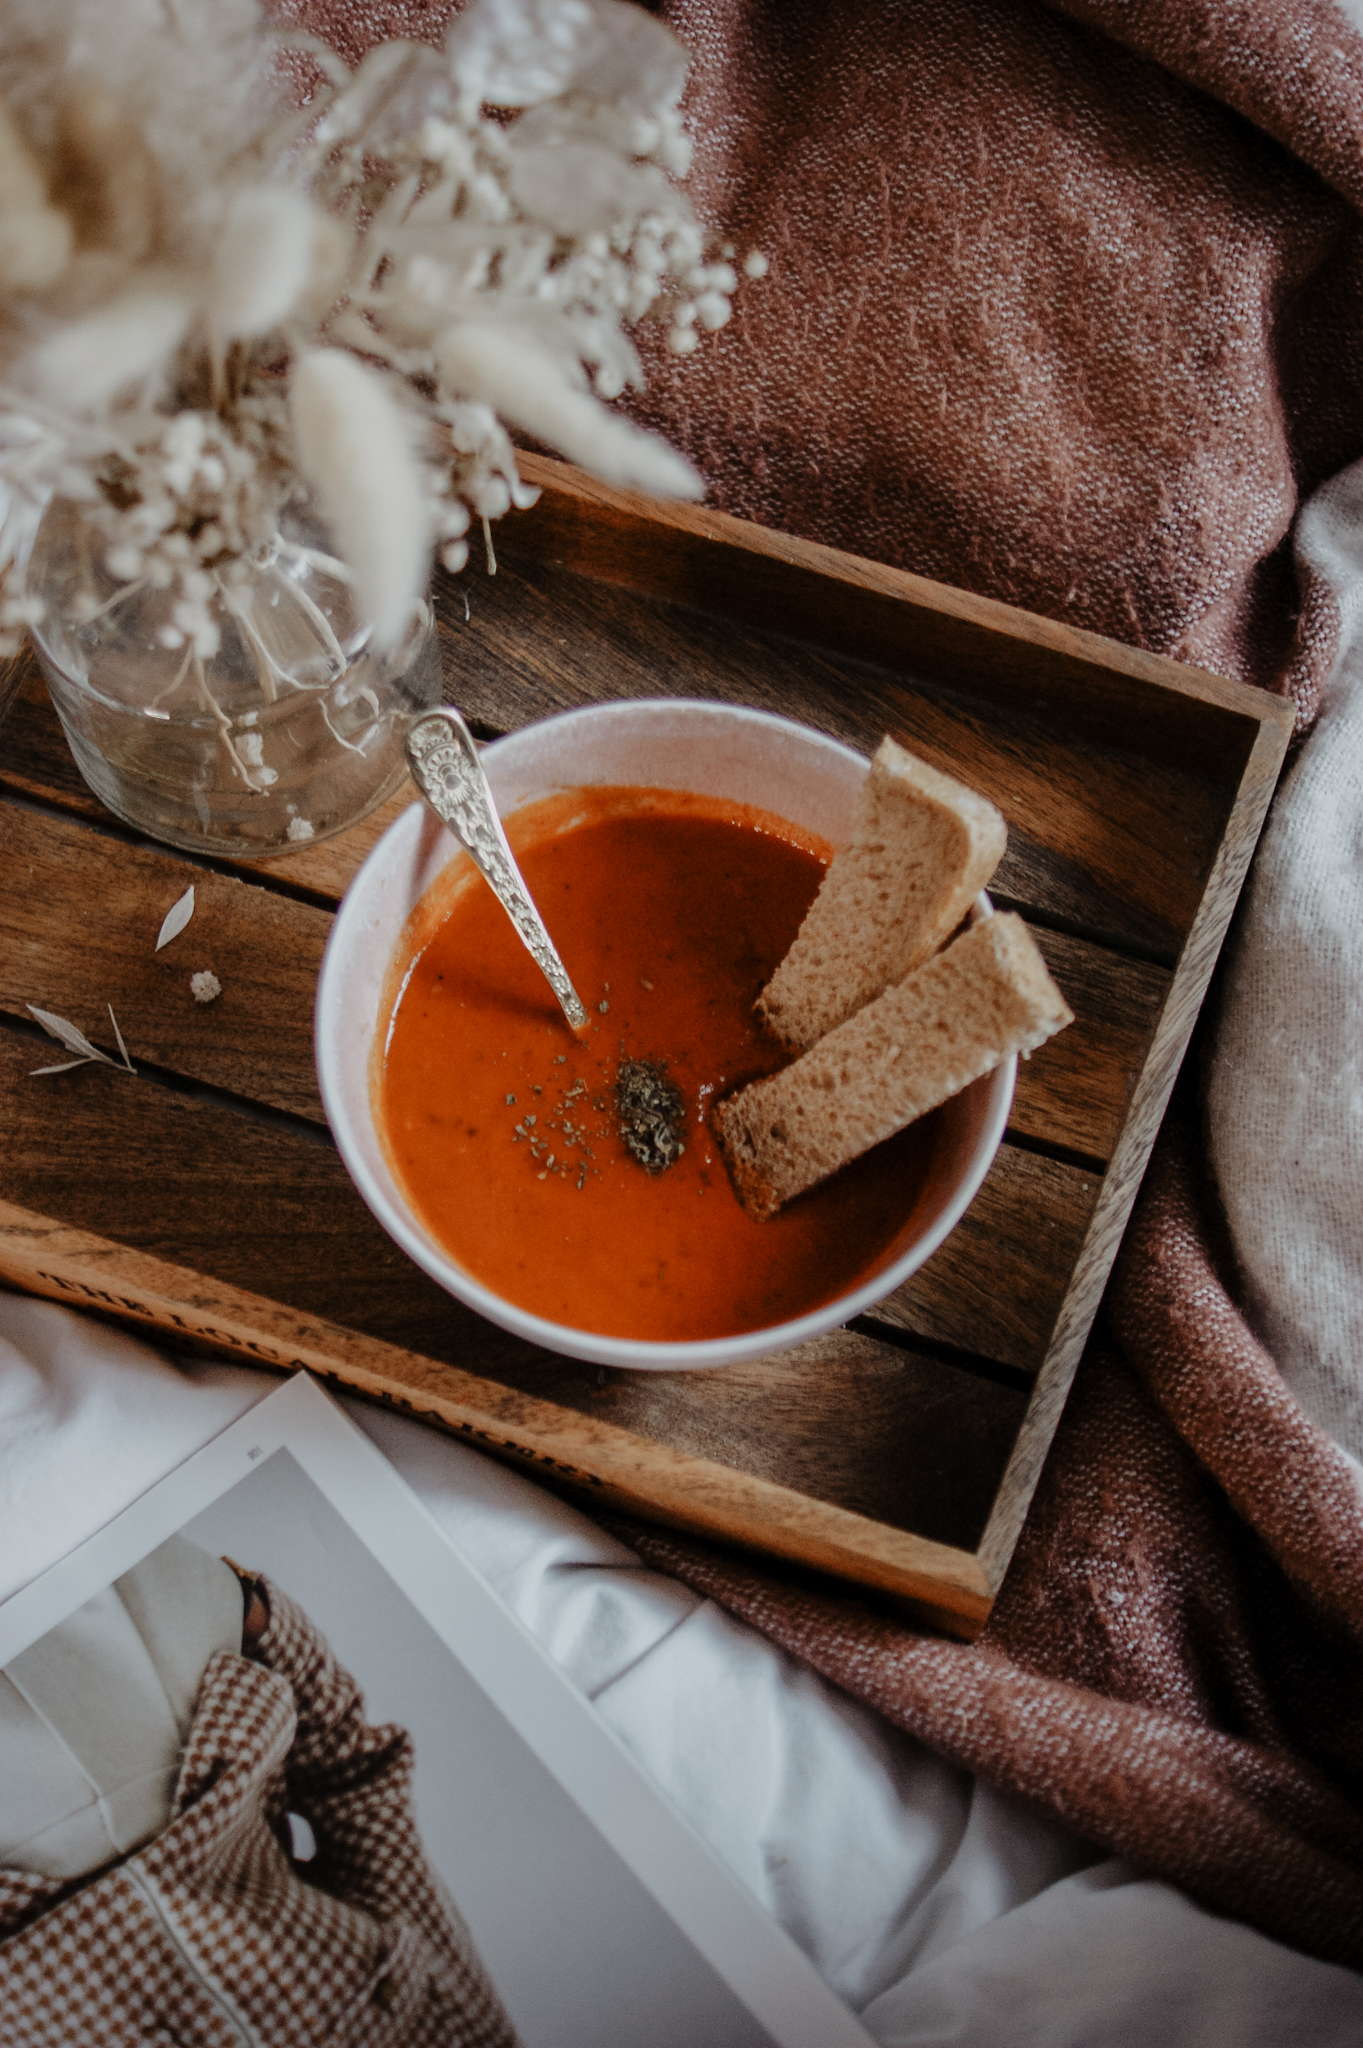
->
[[0, 1584, 520, 2047]]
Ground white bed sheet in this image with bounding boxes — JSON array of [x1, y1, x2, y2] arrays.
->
[[2, 1290, 1358, 2044]]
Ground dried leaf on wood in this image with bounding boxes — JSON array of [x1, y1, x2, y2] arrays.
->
[[27, 1005, 110, 1062], [108, 1003, 133, 1066], [27, 1002, 136, 1076]]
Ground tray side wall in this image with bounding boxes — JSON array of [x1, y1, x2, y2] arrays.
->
[[0, 1200, 993, 1638], [510, 456, 1289, 778], [975, 712, 1291, 1585]]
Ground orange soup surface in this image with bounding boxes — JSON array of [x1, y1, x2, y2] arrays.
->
[[375, 788, 943, 1342]]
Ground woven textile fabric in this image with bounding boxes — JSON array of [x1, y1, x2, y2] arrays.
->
[[0, 1585, 518, 2048], [269, 0, 1363, 1965]]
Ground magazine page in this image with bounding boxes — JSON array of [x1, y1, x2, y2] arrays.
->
[[0, 1373, 869, 2048]]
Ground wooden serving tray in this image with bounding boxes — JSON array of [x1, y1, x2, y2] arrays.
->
[[0, 455, 1292, 1637]]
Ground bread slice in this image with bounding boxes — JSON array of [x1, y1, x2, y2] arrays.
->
[[757, 737, 1007, 1052], [715, 913, 1072, 1220]]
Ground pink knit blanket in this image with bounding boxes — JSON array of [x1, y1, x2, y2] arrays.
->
[[278, 0, 1363, 1965]]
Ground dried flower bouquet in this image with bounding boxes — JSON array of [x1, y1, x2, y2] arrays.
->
[[0, 0, 746, 845]]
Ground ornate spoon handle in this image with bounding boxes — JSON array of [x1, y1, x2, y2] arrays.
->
[[404, 707, 589, 1034]]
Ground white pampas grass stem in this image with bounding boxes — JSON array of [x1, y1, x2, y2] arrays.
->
[[289, 350, 430, 652], [206, 189, 321, 341], [436, 324, 702, 500], [24, 272, 194, 410]]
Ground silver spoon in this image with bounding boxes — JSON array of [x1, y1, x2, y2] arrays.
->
[[404, 706, 589, 1034]]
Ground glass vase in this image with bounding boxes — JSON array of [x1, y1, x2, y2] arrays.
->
[[26, 500, 441, 858]]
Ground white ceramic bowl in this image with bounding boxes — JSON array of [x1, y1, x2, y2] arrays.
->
[[315, 699, 1014, 1370]]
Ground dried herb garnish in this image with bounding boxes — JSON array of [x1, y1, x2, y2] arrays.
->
[[615, 1059, 685, 1175]]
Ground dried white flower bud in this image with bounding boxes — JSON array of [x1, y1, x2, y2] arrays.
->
[[190, 970, 222, 1004], [206, 188, 321, 341], [474, 475, 512, 519], [0, 2, 741, 680], [437, 322, 702, 498], [290, 350, 431, 654], [743, 249, 769, 279], [22, 272, 195, 411]]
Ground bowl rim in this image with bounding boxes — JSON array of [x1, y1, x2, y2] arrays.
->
[[315, 697, 1015, 1371]]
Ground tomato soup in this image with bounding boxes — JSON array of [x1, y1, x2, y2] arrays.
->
[[374, 787, 942, 1342]]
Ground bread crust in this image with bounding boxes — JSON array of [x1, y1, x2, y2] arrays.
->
[[757, 737, 1007, 1052], [715, 913, 1072, 1219]]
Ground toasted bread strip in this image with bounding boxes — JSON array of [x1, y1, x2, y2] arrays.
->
[[757, 737, 1007, 1051], [715, 913, 1071, 1220]]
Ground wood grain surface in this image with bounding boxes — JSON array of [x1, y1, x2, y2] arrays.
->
[[867, 1145, 1100, 1373], [0, 1200, 993, 1635], [0, 454, 1294, 1633], [0, 801, 330, 1122]]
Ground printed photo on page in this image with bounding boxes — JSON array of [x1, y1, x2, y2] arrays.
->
[[0, 1372, 869, 2048]]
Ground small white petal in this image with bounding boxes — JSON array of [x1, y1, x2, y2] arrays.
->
[[155, 883, 195, 951]]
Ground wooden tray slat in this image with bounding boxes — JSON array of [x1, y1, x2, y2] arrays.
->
[[0, 1022, 1024, 1562], [974, 715, 1291, 1585], [1017, 929, 1167, 1161], [0, 801, 331, 1124], [0, 696, 1165, 1170], [866, 1146, 1100, 1374], [435, 550, 1223, 965]]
